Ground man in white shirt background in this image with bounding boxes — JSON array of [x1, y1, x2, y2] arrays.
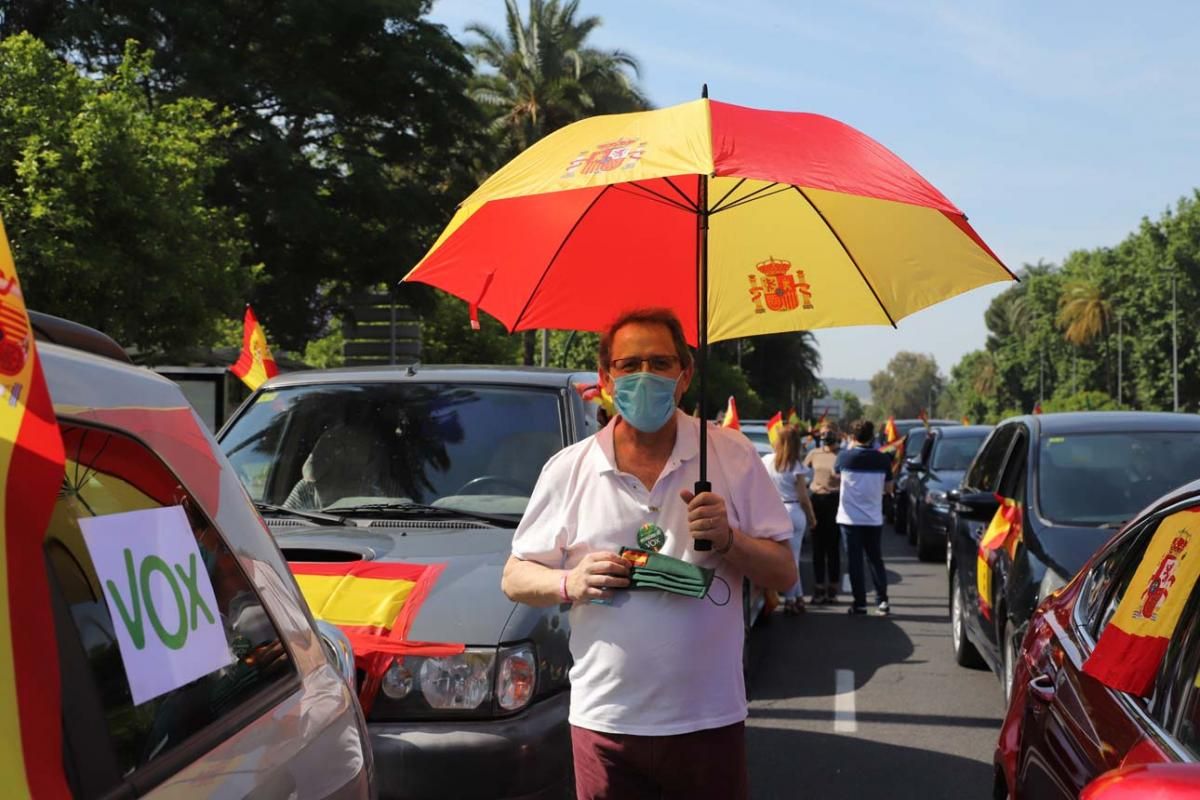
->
[[500, 308, 797, 800], [834, 419, 895, 616]]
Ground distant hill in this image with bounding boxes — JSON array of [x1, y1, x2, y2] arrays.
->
[[821, 377, 872, 403]]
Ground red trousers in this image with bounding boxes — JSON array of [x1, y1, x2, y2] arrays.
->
[[571, 722, 748, 800]]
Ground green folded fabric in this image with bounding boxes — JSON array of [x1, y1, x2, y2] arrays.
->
[[619, 548, 714, 599]]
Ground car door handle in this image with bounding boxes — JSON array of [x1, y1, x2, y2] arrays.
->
[[1029, 674, 1056, 704]]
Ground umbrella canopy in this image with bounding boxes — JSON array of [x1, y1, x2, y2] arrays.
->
[[404, 96, 1014, 344]]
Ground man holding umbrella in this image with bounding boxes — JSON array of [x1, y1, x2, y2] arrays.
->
[[501, 308, 797, 800]]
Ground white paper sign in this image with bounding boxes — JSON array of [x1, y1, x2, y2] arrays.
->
[[79, 505, 234, 705]]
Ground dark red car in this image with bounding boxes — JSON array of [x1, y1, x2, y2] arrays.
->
[[995, 480, 1200, 798]]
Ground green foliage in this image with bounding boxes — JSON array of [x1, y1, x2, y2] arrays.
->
[[948, 191, 1200, 415], [17, 1, 486, 349], [419, 290, 522, 364], [0, 34, 252, 354], [682, 358, 762, 419], [832, 389, 864, 427], [1042, 390, 1118, 413], [716, 333, 822, 415], [302, 320, 346, 369], [869, 351, 943, 418], [546, 330, 600, 371]]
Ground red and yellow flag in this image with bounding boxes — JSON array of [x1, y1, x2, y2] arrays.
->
[[879, 416, 901, 451], [1084, 508, 1200, 696], [766, 411, 783, 446], [230, 306, 279, 391], [0, 217, 68, 797], [961, 415, 971, 425], [1033, 401, 1043, 415], [918, 408, 931, 429], [721, 396, 740, 430], [574, 382, 616, 418], [977, 496, 1022, 621]]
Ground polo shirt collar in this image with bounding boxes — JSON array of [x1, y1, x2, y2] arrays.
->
[[592, 409, 700, 475]]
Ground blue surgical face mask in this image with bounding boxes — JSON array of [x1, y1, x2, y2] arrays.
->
[[611, 371, 680, 432]]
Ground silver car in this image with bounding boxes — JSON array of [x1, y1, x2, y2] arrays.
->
[[34, 313, 373, 798]]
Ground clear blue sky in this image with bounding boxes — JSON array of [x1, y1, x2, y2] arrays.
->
[[429, 0, 1200, 381]]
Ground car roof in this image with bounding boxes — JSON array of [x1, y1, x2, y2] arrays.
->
[[40, 341, 190, 413], [1001, 411, 1200, 436], [258, 364, 599, 390], [932, 425, 993, 438]]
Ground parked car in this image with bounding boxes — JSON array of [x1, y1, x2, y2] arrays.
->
[[902, 425, 992, 560], [994, 479, 1200, 799], [217, 365, 771, 800], [739, 420, 775, 457], [947, 411, 1200, 703], [888, 419, 960, 531], [33, 312, 372, 799]]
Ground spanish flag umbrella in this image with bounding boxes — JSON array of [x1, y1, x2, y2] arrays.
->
[[403, 90, 1014, 543]]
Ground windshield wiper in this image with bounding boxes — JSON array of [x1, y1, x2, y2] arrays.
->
[[329, 502, 519, 528], [253, 502, 353, 527]]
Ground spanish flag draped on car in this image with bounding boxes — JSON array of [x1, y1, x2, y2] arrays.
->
[[1084, 508, 1200, 696], [977, 496, 1022, 621], [290, 560, 465, 711], [230, 305, 279, 391], [0, 218, 68, 798]]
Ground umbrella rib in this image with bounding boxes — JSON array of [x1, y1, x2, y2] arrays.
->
[[710, 178, 746, 213], [616, 182, 696, 213], [793, 186, 898, 329], [662, 177, 700, 212], [710, 183, 787, 214], [512, 185, 613, 332]]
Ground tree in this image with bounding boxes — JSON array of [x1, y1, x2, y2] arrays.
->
[[1057, 278, 1111, 347], [732, 332, 822, 415], [869, 352, 943, 418], [16, 0, 487, 349], [419, 291, 523, 365], [832, 389, 863, 428], [465, 0, 648, 363], [0, 34, 252, 354]]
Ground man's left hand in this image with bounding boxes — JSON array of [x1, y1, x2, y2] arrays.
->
[[680, 489, 732, 551]]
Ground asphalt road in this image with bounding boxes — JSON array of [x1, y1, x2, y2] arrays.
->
[[745, 525, 1006, 800]]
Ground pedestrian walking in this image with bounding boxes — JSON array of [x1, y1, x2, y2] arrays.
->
[[835, 419, 894, 616], [500, 308, 797, 800], [803, 424, 843, 604], [762, 424, 817, 615]]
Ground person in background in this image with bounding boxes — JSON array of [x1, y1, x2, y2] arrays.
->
[[835, 419, 894, 616], [803, 423, 842, 604], [762, 424, 817, 615]]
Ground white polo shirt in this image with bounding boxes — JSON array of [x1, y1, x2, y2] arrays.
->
[[511, 410, 792, 736]]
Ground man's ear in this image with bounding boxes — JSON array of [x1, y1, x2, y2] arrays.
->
[[675, 362, 694, 401]]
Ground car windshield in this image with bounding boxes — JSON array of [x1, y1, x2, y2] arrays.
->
[[931, 434, 988, 471], [220, 382, 566, 520], [742, 429, 770, 446], [1038, 431, 1200, 526]]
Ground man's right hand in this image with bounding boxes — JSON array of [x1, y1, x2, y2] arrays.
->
[[567, 551, 631, 601]]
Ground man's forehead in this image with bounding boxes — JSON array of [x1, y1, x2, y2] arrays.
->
[[611, 321, 674, 349]]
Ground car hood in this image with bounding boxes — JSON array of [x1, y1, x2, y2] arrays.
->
[[1028, 523, 1116, 578], [926, 469, 966, 491], [271, 523, 518, 645]]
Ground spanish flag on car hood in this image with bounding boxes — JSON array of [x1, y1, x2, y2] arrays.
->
[[977, 496, 1022, 621], [0, 217, 68, 797], [1084, 508, 1200, 696], [291, 561, 464, 711], [230, 305, 279, 391]]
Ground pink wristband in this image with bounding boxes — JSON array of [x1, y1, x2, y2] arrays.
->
[[559, 572, 571, 603]]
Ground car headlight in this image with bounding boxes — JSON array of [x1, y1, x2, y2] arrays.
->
[[420, 651, 495, 709], [925, 489, 949, 508], [496, 643, 537, 711], [1038, 566, 1070, 604], [381, 660, 415, 700]]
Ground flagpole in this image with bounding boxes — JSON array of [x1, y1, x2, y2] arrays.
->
[[695, 85, 712, 551], [1172, 273, 1179, 412]]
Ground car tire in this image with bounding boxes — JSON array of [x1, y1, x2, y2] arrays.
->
[[916, 521, 939, 562], [951, 567, 986, 669]]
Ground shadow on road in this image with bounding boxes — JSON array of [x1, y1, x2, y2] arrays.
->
[[746, 725, 995, 800]]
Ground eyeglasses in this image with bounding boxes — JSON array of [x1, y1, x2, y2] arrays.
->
[[609, 355, 681, 375]]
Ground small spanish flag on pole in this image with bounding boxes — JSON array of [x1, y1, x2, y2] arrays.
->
[[766, 411, 783, 446], [721, 396, 740, 430], [0, 216, 69, 797], [230, 306, 279, 391], [961, 415, 971, 425], [881, 416, 900, 450], [918, 408, 931, 429], [977, 496, 1021, 620], [1084, 508, 1200, 696]]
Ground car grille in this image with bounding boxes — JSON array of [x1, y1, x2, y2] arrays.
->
[[366, 519, 490, 530]]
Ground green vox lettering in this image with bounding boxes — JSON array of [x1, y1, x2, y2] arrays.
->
[[105, 548, 146, 650], [106, 549, 216, 651], [141, 555, 188, 650], [174, 553, 215, 629]]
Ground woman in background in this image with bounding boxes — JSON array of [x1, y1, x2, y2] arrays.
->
[[763, 424, 817, 615], [804, 424, 843, 604]]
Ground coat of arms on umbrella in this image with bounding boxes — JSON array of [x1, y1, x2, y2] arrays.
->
[[564, 138, 647, 177], [748, 257, 814, 314]]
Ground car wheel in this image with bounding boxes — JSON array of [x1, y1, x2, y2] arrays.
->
[[951, 567, 986, 668]]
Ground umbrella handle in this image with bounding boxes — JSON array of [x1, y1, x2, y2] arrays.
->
[[693, 479, 713, 550]]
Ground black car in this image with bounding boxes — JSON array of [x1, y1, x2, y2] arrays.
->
[[902, 425, 992, 561], [946, 411, 1200, 702], [889, 419, 960, 532]]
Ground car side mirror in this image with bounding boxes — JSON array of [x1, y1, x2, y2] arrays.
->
[[905, 456, 924, 471], [952, 490, 999, 519], [1081, 763, 1200, 799]]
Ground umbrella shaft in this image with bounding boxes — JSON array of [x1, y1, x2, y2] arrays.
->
[[696, 172, 712, 551]]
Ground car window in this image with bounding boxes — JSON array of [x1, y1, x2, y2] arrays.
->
[[931, 434, 989, 471], [48, 422, 295, 780], [1170, 602, 1200, 757], [905, 429, 928, 459], [220, 382, 567, 518], [1085, 518, 1160, 641], [1038, 432, 1200, 527], [965, 424, 1018, 493]]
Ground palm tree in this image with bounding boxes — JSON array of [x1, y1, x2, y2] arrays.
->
[[467, 1, 650, 364], [1057, 278, 1112, 395]]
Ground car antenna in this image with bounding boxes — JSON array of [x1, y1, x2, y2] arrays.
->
[[406, 361, 420, 376]]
